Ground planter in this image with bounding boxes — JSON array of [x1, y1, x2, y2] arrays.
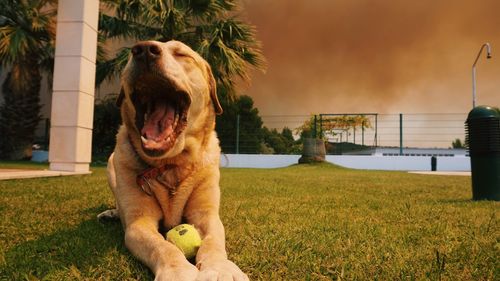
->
[[298, 138, 325, 164]]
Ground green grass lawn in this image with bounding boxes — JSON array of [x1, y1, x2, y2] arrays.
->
[[0, 163, 498, 280]]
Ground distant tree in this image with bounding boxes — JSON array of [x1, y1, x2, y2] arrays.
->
[[259, 142, 274, 154], [0, 0, 56, 159], [217, 98, 300, 154], [262, 128, 287, 154], [216, 94, 263, 153], [281, 127, 294, 143], [452, 138, 465, 149], [260, 126, 300, 154], [281, 127, 302, 153]]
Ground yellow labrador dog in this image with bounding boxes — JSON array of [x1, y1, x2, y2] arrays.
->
[[98, 40, 248, 281]]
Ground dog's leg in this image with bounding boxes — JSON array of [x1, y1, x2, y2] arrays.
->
[[185, 184, 249, 281], [98, 153, 121, 221], [97, 208, 119, 221], [116, 167, 199, 281], [191, 213, 248, 281], [125, 216, 199, 281]]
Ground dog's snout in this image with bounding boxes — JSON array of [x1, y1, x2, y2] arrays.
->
[[131, 42, 162, 62]]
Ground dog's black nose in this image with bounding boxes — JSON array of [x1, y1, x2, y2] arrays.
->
[[131, 42, 162, 62]]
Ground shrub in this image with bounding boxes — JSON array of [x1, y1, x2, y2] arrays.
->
[[92, 94, 120, 162]]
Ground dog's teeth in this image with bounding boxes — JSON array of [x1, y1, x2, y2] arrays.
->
[[173, 113, 179, 127], [141, 136, 148, 143]]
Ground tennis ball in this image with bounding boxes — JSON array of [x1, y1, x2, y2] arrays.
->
[[166, 224, 202, 259]]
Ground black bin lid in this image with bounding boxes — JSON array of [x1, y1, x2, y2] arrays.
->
[[467, 106, 500, 121]]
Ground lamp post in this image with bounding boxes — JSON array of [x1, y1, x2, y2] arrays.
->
[[472, 43, 492, 108]]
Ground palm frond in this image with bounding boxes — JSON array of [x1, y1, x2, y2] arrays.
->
[[96, 0, 266, 100], [96, 47, 130, 86], [187, 0, 235, 18], [0, 0, 55, 66]]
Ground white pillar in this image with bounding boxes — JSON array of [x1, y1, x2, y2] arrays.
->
[[49, 0, 99, 172]]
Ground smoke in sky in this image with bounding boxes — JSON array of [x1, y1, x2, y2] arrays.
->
[[239, 0, 500, 115]]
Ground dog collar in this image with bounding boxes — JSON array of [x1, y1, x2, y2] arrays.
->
[[136, 164, 177, 196], [128, 135, 187, 196]]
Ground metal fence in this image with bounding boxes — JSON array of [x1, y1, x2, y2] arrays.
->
[[219, 113, 468, 154], [34, 113, 468, 154]]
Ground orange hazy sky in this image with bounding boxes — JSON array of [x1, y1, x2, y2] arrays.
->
[[239, 0, 500, 115]]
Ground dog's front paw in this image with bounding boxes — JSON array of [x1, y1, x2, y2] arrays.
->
[[155, 262, 199, 281], [97, 208, 120, 222], [196, 258, 249, 281]]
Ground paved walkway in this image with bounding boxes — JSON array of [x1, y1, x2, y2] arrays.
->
[[0, 169, 91, 180], [408, 171, 471, 176]]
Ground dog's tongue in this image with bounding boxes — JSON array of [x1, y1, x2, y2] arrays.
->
[[141, 101, 175, 142]]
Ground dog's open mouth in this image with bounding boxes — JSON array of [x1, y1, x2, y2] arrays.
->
[[132, 76, 190, 156]]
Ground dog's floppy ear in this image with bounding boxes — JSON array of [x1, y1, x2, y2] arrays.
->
[[116, 88, 125, 108], [206, 64, 223, 115]]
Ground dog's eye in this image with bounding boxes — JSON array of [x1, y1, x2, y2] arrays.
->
[[174, 52, 191, 58]]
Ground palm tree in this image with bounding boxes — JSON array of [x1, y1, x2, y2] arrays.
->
[[97, 0, 265, 98], [0, 0, 56, 159], [0, 0, 263, 159]]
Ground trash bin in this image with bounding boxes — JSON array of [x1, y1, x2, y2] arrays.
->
[[431, 156, 437, 171], [465, 106, 500, 201]]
